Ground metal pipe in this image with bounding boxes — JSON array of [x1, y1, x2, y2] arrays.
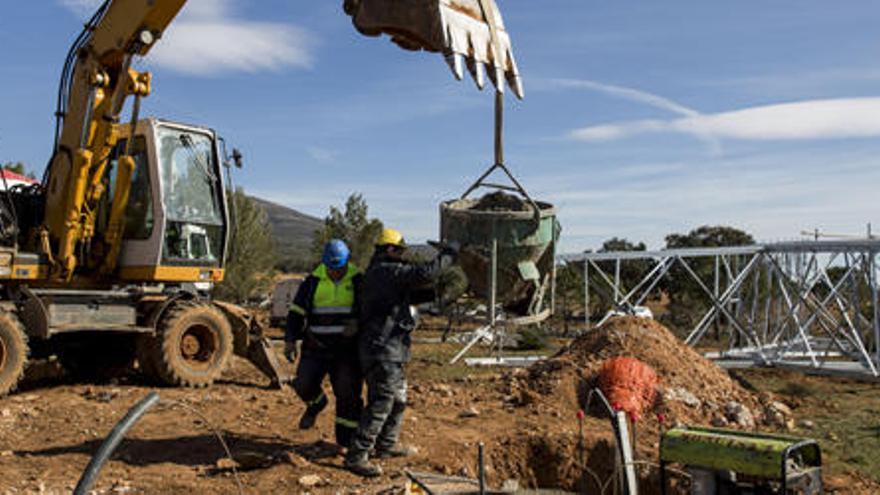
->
[[584, 259, 591, 329], [550, 239, 557, 317], [74, 392, 160, 495], [478, 442, 486, 495], [80, 87, 97, 149], [714, 255, 721, 339], [614, 259, 621, 302], [490, 237, 497, 327], [124, 94, 142, 156], [494, 90, 503, 166], [871, 251, 880, 367]]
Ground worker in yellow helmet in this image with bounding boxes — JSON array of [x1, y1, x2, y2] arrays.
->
[[345, 228, 459, 477]]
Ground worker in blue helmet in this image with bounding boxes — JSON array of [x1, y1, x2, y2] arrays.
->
[[285, 239, 363, 452]]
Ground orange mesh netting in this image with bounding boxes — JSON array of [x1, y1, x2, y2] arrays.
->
[[597, 357, 658, 422]]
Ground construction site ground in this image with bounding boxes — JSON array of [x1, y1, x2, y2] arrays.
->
[[0, 317, 878, 494]]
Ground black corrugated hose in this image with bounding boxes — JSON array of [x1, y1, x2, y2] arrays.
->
[[73, 391, 160, 495]]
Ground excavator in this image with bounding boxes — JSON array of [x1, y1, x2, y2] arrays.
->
[[0, 0, 522, 395]]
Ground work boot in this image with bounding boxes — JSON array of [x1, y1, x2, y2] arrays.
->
[[298, 394, 328, 430], [374, 444, 418, 459], [344, 457, 383, 478]]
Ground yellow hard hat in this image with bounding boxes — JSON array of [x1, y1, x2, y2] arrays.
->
[[377, 227, 406, 247]]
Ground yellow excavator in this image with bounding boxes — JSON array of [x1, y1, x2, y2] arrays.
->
[[0, 0, 521, 395]]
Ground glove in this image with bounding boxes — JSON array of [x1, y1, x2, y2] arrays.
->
[[439, 241, 461, 268], [284, 340, 299, 363], [428, 240, 461, 256]]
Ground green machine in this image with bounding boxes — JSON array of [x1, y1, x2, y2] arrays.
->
[[660, 427, 823, 495]]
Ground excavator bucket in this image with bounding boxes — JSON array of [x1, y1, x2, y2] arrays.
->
[[344, 0, 523, 98], [213, 301, 291, 389]]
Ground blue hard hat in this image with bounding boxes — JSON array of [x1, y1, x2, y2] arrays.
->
[[322, 239, 350, 269]]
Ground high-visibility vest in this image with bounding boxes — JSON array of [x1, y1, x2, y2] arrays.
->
[[308, 263, 358, 336]]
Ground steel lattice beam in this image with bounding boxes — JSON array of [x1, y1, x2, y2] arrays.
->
[[558, 239, 880, 378]]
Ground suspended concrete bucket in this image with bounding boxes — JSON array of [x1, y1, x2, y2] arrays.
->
[[440, 163, 560, 323]]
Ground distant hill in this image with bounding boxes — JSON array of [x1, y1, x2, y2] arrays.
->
[[250, 196, 322, 270]]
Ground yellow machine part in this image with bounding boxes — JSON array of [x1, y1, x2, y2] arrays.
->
[[118, 266, 224, 283]]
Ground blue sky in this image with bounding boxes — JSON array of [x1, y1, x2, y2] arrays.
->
[[2, 1, 880, 252]]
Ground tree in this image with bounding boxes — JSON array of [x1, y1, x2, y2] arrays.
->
[[312, 193, 383, 270], [597, 237, 652, 299], [665, 225, 754, 250], [554, 261, 585, 331], [553, 237, 651, 329], [662, 225, 755, 333], [214, 188, 277, 303]]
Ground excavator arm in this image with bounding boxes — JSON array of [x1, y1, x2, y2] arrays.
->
[[43, 0, 188, 279], [41, 0, 522, 281]]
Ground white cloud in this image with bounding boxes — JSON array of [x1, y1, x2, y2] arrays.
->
[[149, 21, 312, 75], [550, 78, 701, 117], [549, 78, 721, 153], [59, 0, 314, 76], [571, 97, 880, 142]]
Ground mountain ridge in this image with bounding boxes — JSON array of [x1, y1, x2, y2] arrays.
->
[[250, 196, 322, 269]]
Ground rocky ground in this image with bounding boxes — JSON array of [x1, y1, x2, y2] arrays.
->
[[0, 317, 878, 494]]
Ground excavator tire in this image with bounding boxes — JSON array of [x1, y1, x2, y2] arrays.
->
[[152, 302, 233, 388], [0, 312, 28, 397]]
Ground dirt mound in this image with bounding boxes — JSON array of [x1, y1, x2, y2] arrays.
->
[[568, 317, 760, 424], [492, 317, 766, 492], [516, 317, 761, 427], [471, 191, 532, 212]]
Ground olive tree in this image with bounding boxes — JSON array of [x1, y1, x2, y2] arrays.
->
[[312, 193, 384, 270], [214, 188, 277, 303]]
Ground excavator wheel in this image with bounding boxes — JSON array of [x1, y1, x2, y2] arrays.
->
[[0, 312, 28, 397], [152, 302, 233, 388]]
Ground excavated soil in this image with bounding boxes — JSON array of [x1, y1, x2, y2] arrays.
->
[[544, 316, 761, 425], [471, 192, 532, 212]]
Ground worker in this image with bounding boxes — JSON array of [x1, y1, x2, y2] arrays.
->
[[284, 239, 363, 452], [345, 228, 458, 477]]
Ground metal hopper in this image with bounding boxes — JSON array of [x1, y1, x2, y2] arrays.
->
[[440, 163, 560, 321]]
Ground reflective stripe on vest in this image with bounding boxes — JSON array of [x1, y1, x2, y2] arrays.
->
[[309, 263, 358, 336], [310, 325, 348, 335], [313, 306, 352, 315]]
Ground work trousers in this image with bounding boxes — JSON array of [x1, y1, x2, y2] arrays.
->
[[292, 352, 363, 448], [348, 360, 407, 461]]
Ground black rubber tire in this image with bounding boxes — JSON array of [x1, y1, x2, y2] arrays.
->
[[56, 333, 136, 381], [0, 312, 28, 397], [151, 303, 233, 388]]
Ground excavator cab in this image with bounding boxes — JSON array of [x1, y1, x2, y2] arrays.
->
[[106, 118, 228, 284]]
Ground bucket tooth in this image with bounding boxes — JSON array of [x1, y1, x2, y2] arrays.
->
[[445, 52, 465, 81], [488, 66, 504, 94], [507, 73, 524, 99], [467, 59, 487, 90]]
